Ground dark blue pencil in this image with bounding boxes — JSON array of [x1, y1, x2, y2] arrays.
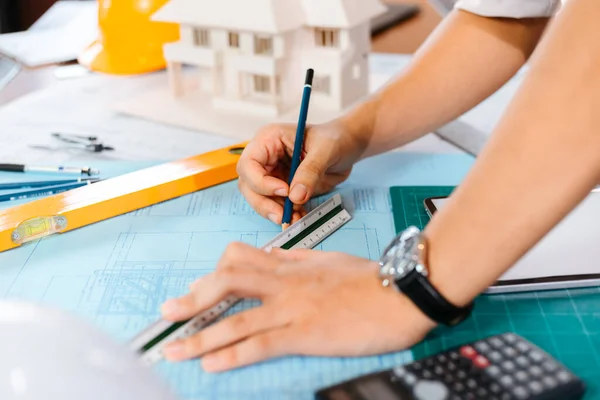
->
[[0, 181, 96, 203], [282, 69, 314, 230]]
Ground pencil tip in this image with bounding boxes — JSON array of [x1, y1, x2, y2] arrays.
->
[[282, 223, 290, 231]]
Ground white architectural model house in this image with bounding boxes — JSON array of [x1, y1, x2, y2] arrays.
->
[[151, 0, 387, 118]]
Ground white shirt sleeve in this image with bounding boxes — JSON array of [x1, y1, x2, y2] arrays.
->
[[454, 0, 561, 18]]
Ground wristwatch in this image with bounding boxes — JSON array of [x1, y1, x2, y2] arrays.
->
[[378, 226, 473, 326]]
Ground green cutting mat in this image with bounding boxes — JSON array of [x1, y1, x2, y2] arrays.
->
[[391, 186, 600, 399]]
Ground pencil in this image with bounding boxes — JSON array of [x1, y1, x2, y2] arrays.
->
[[282, 68, 314, 230]]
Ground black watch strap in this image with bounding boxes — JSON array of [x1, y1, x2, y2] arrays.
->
[[399, 272, 473, 326]]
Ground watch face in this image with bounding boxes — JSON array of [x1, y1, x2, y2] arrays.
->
[[379, 226, 421, 282]]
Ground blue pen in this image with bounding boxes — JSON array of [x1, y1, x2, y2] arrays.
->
[[0, 181, 96, 203], [282, 68, 314, 229], [0, 178, 97, 191]]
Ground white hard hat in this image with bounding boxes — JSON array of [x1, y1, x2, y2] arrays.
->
[[0, 300, 177, 400]]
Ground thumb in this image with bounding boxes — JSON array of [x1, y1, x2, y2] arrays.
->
[[289, 153, 326, 204]]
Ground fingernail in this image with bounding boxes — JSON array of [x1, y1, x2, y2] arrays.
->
[[290, 184, 307, 202], [274, 188, 288, 197], [163, 342, 186, 360], [161, 299, 180, 317], [202, 355, 223, 371], [267, 213, 280, 224]]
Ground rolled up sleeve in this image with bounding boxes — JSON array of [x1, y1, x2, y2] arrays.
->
[[454, 0, 561, 18]]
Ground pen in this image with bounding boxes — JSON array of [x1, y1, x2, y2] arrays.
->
[[0, 164, 100, 176], [0, 181, 97, 203], [282, 68, 314, 230], [0, 178, 98, 191]]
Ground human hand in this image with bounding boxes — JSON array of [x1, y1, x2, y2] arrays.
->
[[237, 120, 362, 225], [159, 243, 437, 372]]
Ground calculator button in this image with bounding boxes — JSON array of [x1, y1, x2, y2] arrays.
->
[[489, 337, 504, 348], [501, 360, 516, 372], [422, 370, 433, 379], [475, 341, 491, 353], [528, 380, 543, 394], [513, 386, 529, 399], [460, 346, 477, 359], [516, 341, 530, 353], [456, 370, 467, 380], [411, 362, 422, 371], [501, 393, 512, 400], [529, 350, 545, 363], [486, 365, 502, 378], [542, 360, 558, 372], [503, 333, 518, 343], [499, 375, 514, 387], [437, 354, 448, 363], [464, 392, 476, 400], [529, 365, 543, 377], [488, 351, 503, 363], [477, 387, 488, 397], [466, 378, 477, 390], [557, 370, 572, 383], [452, 382, 465, 393], [515, 370, 529, 382], [393, 366, 406, 377], [515, 356, 529, 368], [473, 355, 490, 369], [542, 376, 558, 389], [449, 351, 460, 360], [433, 366, 444, 376], [489, 383, 502, 394], [425, 358, 435, 367], [443, 374, 454, 384], [404, 373, 417, 386], [502, 347, 517, 358], [446, 361, 457, 371], [412, 380, 449, 400]]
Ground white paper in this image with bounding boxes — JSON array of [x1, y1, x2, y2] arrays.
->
[[0, 2, 97, 67]]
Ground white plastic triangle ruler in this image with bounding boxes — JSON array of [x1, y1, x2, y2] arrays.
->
[[129, 193, 351, 365]]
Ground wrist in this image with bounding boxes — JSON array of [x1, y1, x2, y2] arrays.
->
[[335, 97, 380, 160]]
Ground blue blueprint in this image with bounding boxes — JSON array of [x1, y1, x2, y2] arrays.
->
[[0, 153, 474, 399]]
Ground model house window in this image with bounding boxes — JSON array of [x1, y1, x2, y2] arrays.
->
[[313, 75, 331, 95], [254, 35, 273, 55], [315, 28, 339, 48], [353, 64, 361, 80], [193, 28, 210, 47], [253, 75, 271, 93], [228, 32, 240, 48]]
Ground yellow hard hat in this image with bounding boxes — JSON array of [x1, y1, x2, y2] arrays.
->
[[79, 0, 179, 75]]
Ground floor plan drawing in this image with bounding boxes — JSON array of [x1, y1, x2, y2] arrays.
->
[[0, 181, 413, 399]]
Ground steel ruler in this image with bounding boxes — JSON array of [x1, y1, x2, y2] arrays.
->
[[129, 193, 351, 365]]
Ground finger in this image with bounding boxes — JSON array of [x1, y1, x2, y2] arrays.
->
[[163, 304, 288, 362], [161, 269, 278, 321], [215, 242, 282, 273], [238, 179, 284, 224], [201, 328, 294, 372], [237, 142, 289, 197], [269, 248, 315, 262], [289, 152, 328, 204]]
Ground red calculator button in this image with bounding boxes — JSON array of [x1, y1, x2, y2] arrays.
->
[[460, 346, 477, 359], [474, 355, 490, 369]]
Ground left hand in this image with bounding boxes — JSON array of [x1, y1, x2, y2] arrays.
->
[[159, 242, 437, 372]]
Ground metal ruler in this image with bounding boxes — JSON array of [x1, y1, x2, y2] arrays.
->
[[129, 194, 351, 365]]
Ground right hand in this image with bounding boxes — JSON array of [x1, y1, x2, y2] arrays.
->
[[237, 120, 361, 224]]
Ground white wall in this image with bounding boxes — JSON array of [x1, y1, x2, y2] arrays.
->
[[339, 23, 370, 109]]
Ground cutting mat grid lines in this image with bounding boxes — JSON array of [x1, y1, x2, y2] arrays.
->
[[390, 186, 600, 399]]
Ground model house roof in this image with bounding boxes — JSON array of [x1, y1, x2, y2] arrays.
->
[[152, 0, 386, 33]]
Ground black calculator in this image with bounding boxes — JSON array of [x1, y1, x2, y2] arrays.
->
[[315, 333, 585, 400]]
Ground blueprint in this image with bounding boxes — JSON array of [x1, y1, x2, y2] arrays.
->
[[0, 152, 474, 399]]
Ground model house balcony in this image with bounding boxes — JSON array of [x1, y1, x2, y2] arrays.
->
[[231, 54, 283, 76], [163, 42, 223, 68]]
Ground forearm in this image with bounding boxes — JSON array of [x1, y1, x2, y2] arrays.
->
[[424, 0, 600, 307], [340, 9, 548, 158]]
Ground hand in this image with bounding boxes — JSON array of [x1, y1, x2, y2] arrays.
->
[[237, 120, 361, 225], [159, 243, 437, 372]]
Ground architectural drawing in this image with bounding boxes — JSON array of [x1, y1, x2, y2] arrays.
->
[[0, 182, 409, 399], [152, 0, 387, 118]]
